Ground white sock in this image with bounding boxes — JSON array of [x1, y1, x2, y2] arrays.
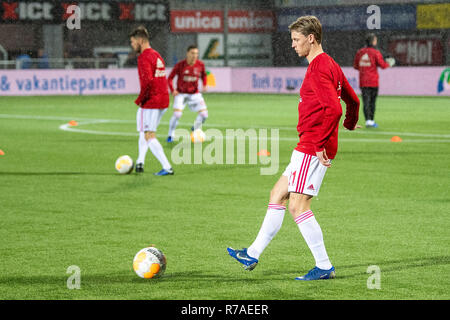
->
[[193, 111, 208, 130], [137, 132, 148, 164], [247, 204, 286, 260], [168, 112, 181, 137], [147, 138, 171, 170], [295, 210, 332, 270]]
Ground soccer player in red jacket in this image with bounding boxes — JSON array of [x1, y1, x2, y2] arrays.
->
[[227, 16, 360, 280], [353, 33, 394, 128], [129, 27, 173, 176], [166, 45, 208, 142]]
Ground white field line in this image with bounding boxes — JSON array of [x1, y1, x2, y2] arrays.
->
[[1, 113, 450, 142]]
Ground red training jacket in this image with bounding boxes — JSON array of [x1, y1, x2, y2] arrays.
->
[[296, 53, 360, 160], [135, 48, 169, 109], [353, 46, 390, 88], [168, 59, 207, 94]]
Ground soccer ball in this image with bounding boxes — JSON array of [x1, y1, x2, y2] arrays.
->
[[132, 246, 167, 279], [190, 129, 206, 143], [115, 155, 133, 174]]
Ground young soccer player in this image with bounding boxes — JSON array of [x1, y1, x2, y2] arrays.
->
[[129, 26, 173, 176], [227, 16, 360, 280], [353, 33, 394, 128], [166, 45, 208, 142]]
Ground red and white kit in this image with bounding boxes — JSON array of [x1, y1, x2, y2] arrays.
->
[[168, 59, 208, 112], [353, 46, 390, 87], [283, 53, 359, 196], [135, 48, 169, 132]]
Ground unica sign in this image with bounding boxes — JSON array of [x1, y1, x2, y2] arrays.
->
[[170, 10, 223, 32], [170, 10, 275, 33]]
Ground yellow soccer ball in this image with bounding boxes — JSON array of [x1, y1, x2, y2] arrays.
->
[[132, 247, 167, 279], [190, 129, 206, 143], [115, 155, 134, 174]]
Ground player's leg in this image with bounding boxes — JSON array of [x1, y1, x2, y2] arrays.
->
[[193, 109, 208, 131], [146, 109, 173, 175], [227, 151, 301, 270], [167, 94, 186, 142], [227, 175, 289, 270], [246, 175, 289, 258], [370, 87, 379, 127], [189, 93, 208, 131], [286, 152, 335, 280], [289, 193, 334, 280], [136, 108, 149, 172], [361, 87, 373, 127]]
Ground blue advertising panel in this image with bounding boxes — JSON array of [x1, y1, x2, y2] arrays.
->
[[277, 4, 416, 31]]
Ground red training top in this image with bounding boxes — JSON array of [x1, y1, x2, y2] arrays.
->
[[353, 46, 390, 88], [296, 53, 360, 160], [135, 48, 169, 109], [168, 59, 207, 94]]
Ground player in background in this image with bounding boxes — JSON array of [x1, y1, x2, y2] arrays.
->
[[129, 26, 174, 176], [227, 16, 360, 280], [353, 33, 395, 128], [166, 45, 208, 143]]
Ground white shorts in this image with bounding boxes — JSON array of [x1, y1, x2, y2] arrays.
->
[[136, 108, 167, 132], [173, 93, 207, 112], [282, 150, 328, 196]]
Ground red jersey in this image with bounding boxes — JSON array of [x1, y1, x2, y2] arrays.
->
[[353, 46, 390, 88], [296, 53, 359, 160], [168, 59, 207, 94], [135, 48, 169, 109]]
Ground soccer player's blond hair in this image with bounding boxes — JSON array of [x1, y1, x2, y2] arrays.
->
[[288, 16, 323, 45]]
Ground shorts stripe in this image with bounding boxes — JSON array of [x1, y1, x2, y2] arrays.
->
[[299, 155, 312, 193], [295, 154, 308, 193], [296, 154, 311, 193]]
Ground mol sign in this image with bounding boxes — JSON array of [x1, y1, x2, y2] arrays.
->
[[389, 37, 443, 66]]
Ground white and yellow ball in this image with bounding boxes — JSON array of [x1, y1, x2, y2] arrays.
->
[[190, 129, 206, 143], [115, 155, 134, 174], [132, 247, 166, 279]]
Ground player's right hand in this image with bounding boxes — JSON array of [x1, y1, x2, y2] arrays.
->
[[172, 90, 179, 96], [386, 57, 396, 67], [316, 150, 331, 168]]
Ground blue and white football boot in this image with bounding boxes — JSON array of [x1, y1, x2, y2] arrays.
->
[[227, 247, 258, 271], [154, 168, 174, 176], [295, 266, 336, 281], [166, 136, 173, 143]]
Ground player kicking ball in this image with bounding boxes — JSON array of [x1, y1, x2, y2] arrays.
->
[[227, 16, 360, 280], [166, 45, 208, 143], [129, 26, 173, 176]]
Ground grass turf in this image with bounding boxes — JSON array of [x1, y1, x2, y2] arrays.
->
[[0, 93, 449, 300]]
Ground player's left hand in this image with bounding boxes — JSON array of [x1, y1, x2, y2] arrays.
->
[[316, 150, 331, 168], [343, 121, 362, 130], [202, 86, 207, 93]]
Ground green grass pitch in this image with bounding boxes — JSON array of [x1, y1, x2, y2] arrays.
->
[[0, 93, 449, 300]]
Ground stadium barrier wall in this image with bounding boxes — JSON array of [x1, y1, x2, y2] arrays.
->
[[0, 67, 448, 96], [231, 67, 450, 96]]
